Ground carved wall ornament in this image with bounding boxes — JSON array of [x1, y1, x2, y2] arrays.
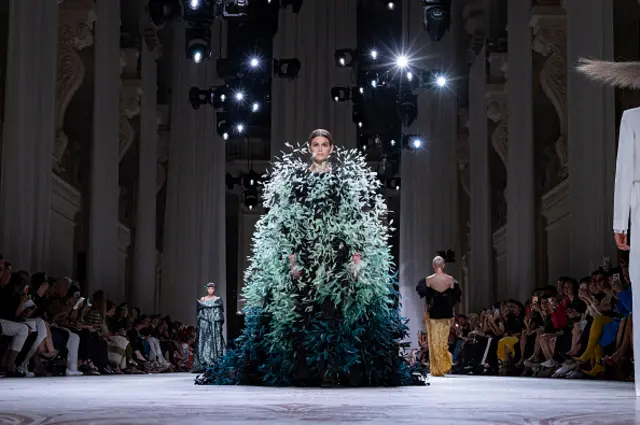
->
[[485, 87, 509, 168], [531, 8, 568, 178], [119, 81, 142, 160], [55, 0, 96, 173]]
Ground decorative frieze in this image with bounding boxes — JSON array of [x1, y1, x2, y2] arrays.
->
[[531, 5, 567, 179], [119, 48, 142, 160], [55, 0, 96, 172]]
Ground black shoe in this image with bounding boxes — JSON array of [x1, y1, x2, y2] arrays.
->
[[5, 370, 26, 378]]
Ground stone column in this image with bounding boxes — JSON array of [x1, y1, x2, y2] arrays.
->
[[133, 41, 159, 314], [87, 0, 120, 299], [486, 82, 508, 299], [270, 0, 356, 156], [468, 45, 493, 312], [506, 0, 536, 301], [0, 0, 58, 272], [398, 0, 458, 347], [565, 0, 616, 275], [161, 21, 227, 333]]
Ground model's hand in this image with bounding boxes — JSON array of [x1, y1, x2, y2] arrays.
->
[[614, 232, 630, 251], [353, 252, 361, 265]]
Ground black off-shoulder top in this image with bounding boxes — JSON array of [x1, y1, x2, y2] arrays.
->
[[415, 278, 462, 319]]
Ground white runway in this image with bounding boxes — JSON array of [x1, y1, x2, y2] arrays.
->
[[0, 373, 638, 424]]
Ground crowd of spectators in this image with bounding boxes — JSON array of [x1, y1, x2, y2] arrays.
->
[[0, 254, 197, 377]]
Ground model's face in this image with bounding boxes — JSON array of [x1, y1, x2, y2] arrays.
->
[[207, 287, 215, 296], [309, 136, 333, 163]]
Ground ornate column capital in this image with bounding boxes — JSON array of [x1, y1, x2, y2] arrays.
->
[[463, 2, 487, 63], [488, 52, 508, 83], [530, 5, 566, 57], [139, 0, 163, 59], [55, 0, 97, 174]]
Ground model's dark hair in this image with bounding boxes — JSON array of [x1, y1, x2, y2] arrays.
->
[[307, 129, 333, 145]]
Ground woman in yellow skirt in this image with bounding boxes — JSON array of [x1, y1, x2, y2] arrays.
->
[[416, 256, 462, 376]]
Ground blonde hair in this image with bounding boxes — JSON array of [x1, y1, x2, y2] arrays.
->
[[432, 256, 446, 269]]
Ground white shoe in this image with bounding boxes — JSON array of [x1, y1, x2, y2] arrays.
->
[[523, 358, 540, 368], [541, 359, 559, 368], [552, 361, 576, 378], [66, 369, 83, 376]]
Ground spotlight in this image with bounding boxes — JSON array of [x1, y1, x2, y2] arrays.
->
[[243, 170, 260, 188], [249, 57, 260, 68], [251, 102, 260, 112], [273, 58, 301, 79], [236, 123, 245, 133], [401, 134, 423, 150], [330, 86, 350, 102], [234, 91, 245, 102], [371, 79, 377, 88], [406, 71, 413, 81], [359, 87, 364, 94], [386, 1, 395, 10], [388, 177, 401, 191], [370, 49, 378, 60], [390, 139, 396, 147], [148, 0, 181, 28], [182, 0, 214, 23], [221, 0, 250, 18], [244, 187, 258, 210], [436, 75, 447, 87], [188, 86, 210, 110], [335, 49, 357, 67], [185, 26, 211, 62], [422, 0, 451, 42], [395, 55, 409, 69]]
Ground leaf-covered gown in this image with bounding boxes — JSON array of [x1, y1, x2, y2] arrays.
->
[[195, 146, 422, 386]]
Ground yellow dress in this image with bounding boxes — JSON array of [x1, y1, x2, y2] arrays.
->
[[416, 278, 461, 377]]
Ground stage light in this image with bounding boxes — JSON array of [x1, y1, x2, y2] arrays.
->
[[422, 0, 451, 41], [387, 1, 395, 10], [251, 102, 260, 112], [185, 26, 211, 62], [412, 138, 422, 148], [273, 58, 301, 79], [370, 50, 378, 60], [335, 49, 356, 67], [330, 86, 350, 102], [359, 87, 364, 94], [390, 139, 396, 147], [188, 86, 210, 110], [436, 75, 447, 87], [182, 0, 214, 22], [395, 55, 409, 69], [236, 123, 245, 133], [222, 0, 250, 18], [148, 0, 181, 28], [406, 71, 413, 81], [189, 0, 200, 9], [235, 91, 245, 102], [249, 57, 260, 68], [358, 121, 363, 128]]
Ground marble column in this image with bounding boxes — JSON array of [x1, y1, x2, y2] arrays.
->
[[0, 0, 58, 273], [133, 42, 159, 314], [469, 45, 493, 312], [161, 21, 227, 333], [270, 0, 356, 156], [399, 0, 458, 347], [565, 0, 616, 276], [507, 0, 536, 301], [87, 0, 121, 300]]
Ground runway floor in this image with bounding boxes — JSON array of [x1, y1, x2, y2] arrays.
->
[[0, 373, 638, 424]]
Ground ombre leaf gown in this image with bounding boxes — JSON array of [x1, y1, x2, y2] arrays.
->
[[195, 145, 423, 386]]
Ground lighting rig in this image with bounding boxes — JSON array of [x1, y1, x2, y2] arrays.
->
[[148, 0, 299, 64], [422, 0, 452, 41]]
